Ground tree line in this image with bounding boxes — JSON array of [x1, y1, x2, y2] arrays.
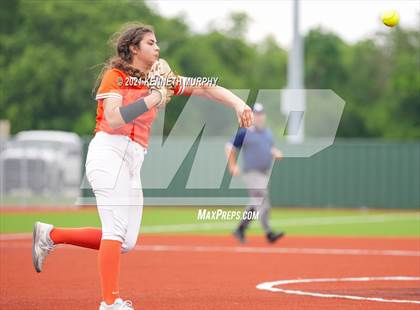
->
[[1, 1, 418, 138]]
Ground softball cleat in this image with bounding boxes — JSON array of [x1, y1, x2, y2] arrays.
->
[[99, 298, 135, 310], [32, 221, 55, 273]]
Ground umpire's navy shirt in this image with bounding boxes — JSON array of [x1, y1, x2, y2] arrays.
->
[[231, 127, 274, 173]]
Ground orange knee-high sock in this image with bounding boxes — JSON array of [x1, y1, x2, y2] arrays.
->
[[50, 228, 102, 250], [98, 240, 122, 305]]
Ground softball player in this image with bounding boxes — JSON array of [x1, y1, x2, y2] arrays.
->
[[226, 103, 284, 244], [32, 23, 252, 310]]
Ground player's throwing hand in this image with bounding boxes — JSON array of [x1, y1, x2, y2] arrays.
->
[[237, 105, 253, 128]]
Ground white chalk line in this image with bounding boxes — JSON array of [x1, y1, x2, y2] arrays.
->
[[1, 242, 419, 257], [0, 213, 418, 239], [133, 245, 420, 257], [256, 276, 420, 304]]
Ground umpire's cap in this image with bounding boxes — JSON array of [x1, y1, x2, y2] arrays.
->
[[253, 102, 264, 113]]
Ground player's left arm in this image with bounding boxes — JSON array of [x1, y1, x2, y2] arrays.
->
[[153, 59, 252, 127], [175, 77, 253, 128]]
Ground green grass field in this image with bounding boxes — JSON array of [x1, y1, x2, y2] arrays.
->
[[1, 207, 419, 237]]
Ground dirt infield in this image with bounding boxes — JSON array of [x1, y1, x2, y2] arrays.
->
[[1, 235, 419, 310]]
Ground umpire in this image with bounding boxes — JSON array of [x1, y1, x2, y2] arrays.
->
[[225, 103, 284, 243]]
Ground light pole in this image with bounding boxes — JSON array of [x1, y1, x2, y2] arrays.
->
[[282, 0, 305, 143]]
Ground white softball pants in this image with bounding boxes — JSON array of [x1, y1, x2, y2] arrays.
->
[[85, 131, 145, 253]]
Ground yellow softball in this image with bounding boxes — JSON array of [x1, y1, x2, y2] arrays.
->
[[381, 10, 400, 27]]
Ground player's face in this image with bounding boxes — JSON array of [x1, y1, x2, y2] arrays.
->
[[254, 112, 266, 129], [136, 32, 160, 65]]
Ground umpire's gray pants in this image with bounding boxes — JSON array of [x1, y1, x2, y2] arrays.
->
[[240, 170, 271, 233]]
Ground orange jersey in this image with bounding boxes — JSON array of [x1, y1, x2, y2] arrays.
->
[[94, 68, 187, 148]]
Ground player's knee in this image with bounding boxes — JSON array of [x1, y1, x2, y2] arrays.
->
[[121, 233, 139, 254], [101, 223, 128, 249]]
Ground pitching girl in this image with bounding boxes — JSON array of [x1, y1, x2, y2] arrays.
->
[[32, 23, 253, 310]]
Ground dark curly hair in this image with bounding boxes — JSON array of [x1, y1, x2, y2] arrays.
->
[[93, 22, 154, 94]]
